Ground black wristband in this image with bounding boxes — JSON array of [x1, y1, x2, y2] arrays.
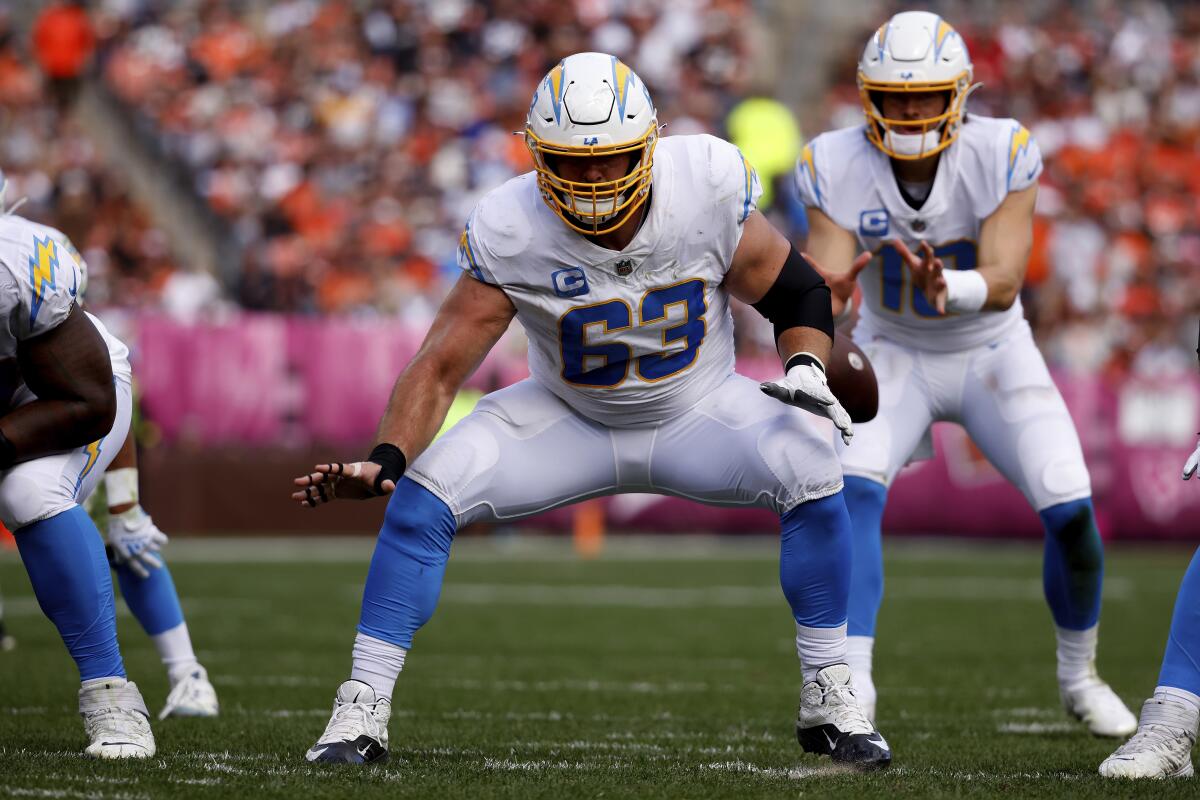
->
[[367, 443, 406, 493], [0, 428, 14, 469], [784, 353, 825, 373]]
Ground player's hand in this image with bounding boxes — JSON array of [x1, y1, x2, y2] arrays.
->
[[107, 507, 168, 580], [802, 251, 871, 318], [1184, 437, 1200, 480], [292, 461, 396, 507], [761, 362, 854, 445], [893, 239, 946, 314]]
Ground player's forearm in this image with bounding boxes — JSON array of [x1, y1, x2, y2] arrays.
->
[[373, 358, 460, 464], [777, 326, 833, 367], [0, 394, 115, 466], [976, 263, 1024, 311]]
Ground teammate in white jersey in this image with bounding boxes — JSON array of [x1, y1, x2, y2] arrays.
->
[[295, 51, 889, 769], [797, 11, 1136, 737], [0, 212, 155, 757]]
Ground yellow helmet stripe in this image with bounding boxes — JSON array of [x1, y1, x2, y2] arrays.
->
[[933, 17, 956, 59], [547, 62, 565, 123], [611, 57, 633, 118]]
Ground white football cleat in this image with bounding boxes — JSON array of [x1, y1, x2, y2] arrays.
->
[[79, 677, 156, 759], [852, 670, 877, 724], [305, 679, 390, 764], [159, 666, 219, 719], [1099, 698, 1197, 779], [1061, 675, 1138, 737], [796, 664, 891, 770]]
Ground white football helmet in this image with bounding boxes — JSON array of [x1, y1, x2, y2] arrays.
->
[[857, 11, 977, 160], [525, 52, 658, 236]]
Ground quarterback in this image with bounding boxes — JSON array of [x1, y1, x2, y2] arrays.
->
[[295, 52, 890, 769], [0, 212, 155, 757], [1099, 325, 1200, 778], [797, 11, 1136, 736]]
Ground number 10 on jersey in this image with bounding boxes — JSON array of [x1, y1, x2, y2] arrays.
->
[[559, 279, 707, 387], [878, 239, 977, 317]]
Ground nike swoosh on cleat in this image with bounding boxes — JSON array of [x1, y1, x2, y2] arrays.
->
[[823, 731, 838, 750], [357, 743, 373, 758]]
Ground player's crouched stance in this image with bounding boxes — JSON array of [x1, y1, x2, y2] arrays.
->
[[294, 53, 889, 770], [0, 215, 153, 757]]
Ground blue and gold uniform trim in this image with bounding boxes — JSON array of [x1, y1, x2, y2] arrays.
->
[[799, 143, 820, 209], [737, 149, 758, 223], [458, 221, 487, 284], [28, 235, 59, 332], [74, 439, 103, 494], [1006, 124, 1035, 191]]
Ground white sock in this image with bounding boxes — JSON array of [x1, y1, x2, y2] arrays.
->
[[154, 622, 201, 685], [846, 635, 874, 685], [795, 623, 847, 684], [1055, 625, 1098, 686], [350, 632, 407, 700], [1153, 685, 1200, 732]]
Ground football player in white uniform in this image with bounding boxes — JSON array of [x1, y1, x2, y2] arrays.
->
[[797, 11, 1136, 737], [65, 237, 220, 720], [1099, 326, 1200, 778], [0, 213, 155, 757], [295, 52, 890, 769]]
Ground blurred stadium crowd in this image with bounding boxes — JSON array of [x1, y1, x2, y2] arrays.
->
[[2, 0, 1198, 377]]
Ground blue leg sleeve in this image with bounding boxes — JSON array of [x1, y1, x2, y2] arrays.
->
[[779, 491, 852, 628], [14, 505, 125, 681], [1039, 497, 1104, 631], [1159, 546, 1200, 695], [843, 476, 888, 637], [114, 560, 185, 637], [357, 479, 458, 649]]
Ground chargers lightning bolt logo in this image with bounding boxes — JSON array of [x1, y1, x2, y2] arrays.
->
[[28, 235, 59, 332], [74, 440, 103, 492], [1006, 125, 1036, 190]]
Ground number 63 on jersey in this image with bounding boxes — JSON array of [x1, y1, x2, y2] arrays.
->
[[559, 279, 707, 388]]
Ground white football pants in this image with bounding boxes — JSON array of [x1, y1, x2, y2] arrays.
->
[[407, 372, 843, 524], [0, 377, 132, 531], [838, 320, 1091, 511]]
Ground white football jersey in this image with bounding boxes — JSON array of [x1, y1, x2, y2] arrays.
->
[[796, 115, 1042, 352], [458, 134, 762, 427], [0, 215, 131, 412]]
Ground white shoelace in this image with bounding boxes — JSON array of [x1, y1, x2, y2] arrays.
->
[[83, 707, 151, 739], [823, 682, 874, 735], [1113, 724, 1192, 759], [321, 702, 380, 743]]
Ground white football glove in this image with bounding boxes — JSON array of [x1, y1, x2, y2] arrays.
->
[[760, 357, 854, 445], [1184, 437, 1200, 481], [107, 506, 168, 579]]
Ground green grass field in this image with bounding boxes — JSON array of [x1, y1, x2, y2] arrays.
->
[[0, 535, 1195, 799]]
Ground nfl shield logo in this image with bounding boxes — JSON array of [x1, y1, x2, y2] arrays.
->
[[614, 259, 634, 276]]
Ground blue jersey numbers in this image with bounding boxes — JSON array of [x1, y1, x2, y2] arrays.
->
[[560, 279, 706, 388], [878, 239, 977, 317]]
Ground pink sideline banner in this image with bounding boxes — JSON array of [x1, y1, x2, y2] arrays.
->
[[131, 316, 1200, 539]]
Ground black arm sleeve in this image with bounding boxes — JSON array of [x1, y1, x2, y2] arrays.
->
[[749, 246, 834, 343]]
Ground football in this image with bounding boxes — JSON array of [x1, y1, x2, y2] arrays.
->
[[827, 334, 878, 423]]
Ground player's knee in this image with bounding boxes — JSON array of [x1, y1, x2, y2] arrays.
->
[[1040, 497, 1103, 564], [0, 470, 74, 532], [378, 479, 458, 565]]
